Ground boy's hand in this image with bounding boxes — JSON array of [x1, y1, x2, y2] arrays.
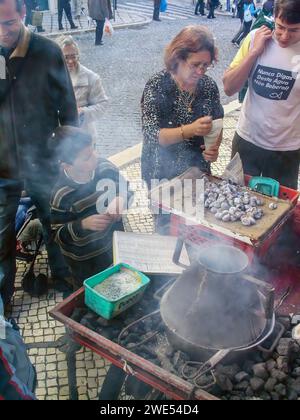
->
[[251, 26, 273, 57], [81, 215, 112, 232]]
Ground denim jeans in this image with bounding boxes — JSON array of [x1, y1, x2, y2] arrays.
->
[[0, 178, 70, 305]]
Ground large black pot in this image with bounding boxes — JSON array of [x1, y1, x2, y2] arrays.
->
[[160, 245, 275, 362]]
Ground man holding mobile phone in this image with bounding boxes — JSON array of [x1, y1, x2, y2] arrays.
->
[[223, 0, 300, 189]]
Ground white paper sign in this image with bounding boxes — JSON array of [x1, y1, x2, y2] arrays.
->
[[113, 231, 190, 275]]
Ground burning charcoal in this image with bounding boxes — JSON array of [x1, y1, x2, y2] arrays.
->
[[276, 356, 290, 374], [292, 325, 300, 341], [234, 381, 249, 391], [266, 360, 277, 372], [291, 315, 300, 326], [270, 392, 280, 400], [252, 363, 269, 381], [245, 387, 254, 398], [276, 338, 294, 357], [216, 364, 240, 381], [126, 342, 136, 350], [101, 329, 115, 341], [264, 378, 277, 393], [164, 344, 174, 358], [260, 392, 272, 401], [215, 373, 233, 392], [292, 367, 300, 377], [274, 383, 287, 398], [271, 369, 288, 383], [243, 360, 255, 374], [287, 389, 298, 400], [250, 377, 265, 393], [235, 371, 250, 383]]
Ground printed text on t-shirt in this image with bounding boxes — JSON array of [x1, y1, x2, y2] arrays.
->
[[252, 65, 297, 101]]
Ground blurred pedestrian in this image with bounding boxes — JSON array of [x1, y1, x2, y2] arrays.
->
[[58, 35, 108, 141], [153, 0, 161, 21], [0, 0, 78, 307], [207, 0, 219, 19], [231, 0, 256, 46], [88, 0, 112, 45], [58, 0, 78, 30], [24, 0, 45, 32], [195, 0, 205, 16]]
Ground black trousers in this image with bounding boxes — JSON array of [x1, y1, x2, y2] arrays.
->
[[195, 0, 205, 15], [58, 0, 76, 28], [232, 132, 300, 190], [232, 20, 252, 45], [0, 178, 70, 305], [207, 4, 216, 18], [153, 0, 161, 20], [95, 19, 105, 44]]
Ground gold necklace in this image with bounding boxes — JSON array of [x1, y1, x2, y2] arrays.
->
[[179, 89, 196, 113]]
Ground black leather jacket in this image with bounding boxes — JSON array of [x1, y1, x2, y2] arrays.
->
[[0, 29, 78, 181]]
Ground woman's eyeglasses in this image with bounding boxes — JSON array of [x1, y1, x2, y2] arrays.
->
[[186, 61, 214, 72], [64, 54, 79, 61]]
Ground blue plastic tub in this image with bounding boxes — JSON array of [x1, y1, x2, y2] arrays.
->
[[84, 263, 150, 320]]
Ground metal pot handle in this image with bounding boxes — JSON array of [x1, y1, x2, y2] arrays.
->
[[243, 274, 275, 319], [172, 238, 189, 269]]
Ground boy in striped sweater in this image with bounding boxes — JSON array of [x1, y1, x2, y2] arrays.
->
[[50, 126, 133, 287]]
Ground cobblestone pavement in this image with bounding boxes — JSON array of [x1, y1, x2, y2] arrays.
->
[[11, 106, 240, 400]]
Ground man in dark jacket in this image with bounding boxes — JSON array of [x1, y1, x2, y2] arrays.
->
[[58, 0, 78, 30], [0, 0, 78, 308], [88, 0, 112, 45]]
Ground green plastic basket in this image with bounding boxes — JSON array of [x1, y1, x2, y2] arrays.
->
[[84, 263, 150, 320]]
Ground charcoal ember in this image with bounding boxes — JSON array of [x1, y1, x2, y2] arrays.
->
[[252, 363, 269, 381], [196, 374, 215, 388], [271, 369, 288, 383], [215, 364, 240, 381], [260, 392, 272, 401], [215, 373, 233, 392], [234, 381, 249, 391], [157, 353, 176, 374], [245, 387, 254, 398], [292, 367, 300, 377], [291, 315, 300, 326], [143, 318, 154, 332], [243, 360, 255, 374], [276, 338, 294, 357], [80, 317, 95, 330], [235, 371, 249, 383], [276, 356, 290, 374], [95, 317, 111, 328], [288, 378, 300, 395], [264, 377, 277, 393], [271, 392, 280, 401], [287, 389, 298, 400], [266, 359, 277, 372], [274, 383, 287, 398], [250, 377, 265, 393]]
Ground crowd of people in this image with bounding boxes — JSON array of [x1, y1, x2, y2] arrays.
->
[[0, 0, 300, 400]]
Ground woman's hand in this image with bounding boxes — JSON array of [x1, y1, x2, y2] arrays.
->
[[106, 197, 125, 222], [185, 116, 213, 138], [81, 214, 112, 232], [201, 144, 220, 162]]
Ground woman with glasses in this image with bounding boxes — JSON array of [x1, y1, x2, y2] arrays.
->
[[57, 36, 108, 143], [141, 26, 224, 189]]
